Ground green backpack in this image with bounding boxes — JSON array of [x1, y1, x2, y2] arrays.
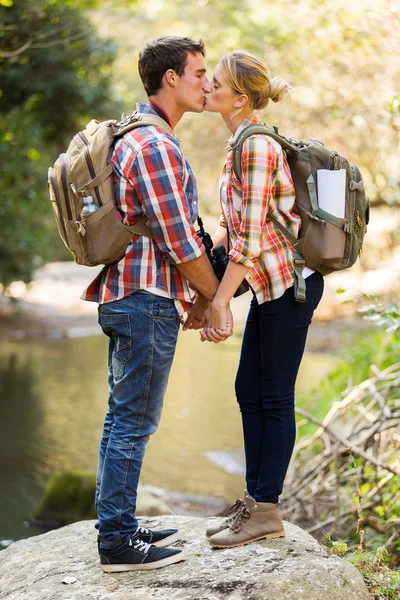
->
[[231, 124, 370, 302]]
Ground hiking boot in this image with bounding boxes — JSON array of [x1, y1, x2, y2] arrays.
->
[[206, 491, 248, 538], [99, 536, 185, 572], [208, 494, 285, 548]]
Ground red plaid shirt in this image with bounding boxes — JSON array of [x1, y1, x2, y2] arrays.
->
[[82, 103, 205, 314], [220, 114, 301, 303]]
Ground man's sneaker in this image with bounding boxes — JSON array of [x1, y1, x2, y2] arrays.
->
[[136, 526, 180, 548], [99, 537, 185, 572], [97, 527, 180, 554]]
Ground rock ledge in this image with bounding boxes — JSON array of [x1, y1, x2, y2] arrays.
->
[[0, 516, 370, 600]]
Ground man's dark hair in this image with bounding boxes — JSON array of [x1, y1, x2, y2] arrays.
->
[[138, 36, 205, 97]]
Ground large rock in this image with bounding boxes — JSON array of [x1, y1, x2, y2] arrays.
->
[[0, 516, 369, 600]]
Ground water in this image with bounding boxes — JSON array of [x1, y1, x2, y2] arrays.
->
[[0, 331, 335, 545]]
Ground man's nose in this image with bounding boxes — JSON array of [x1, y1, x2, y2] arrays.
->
[[203, 79, 212, 93]]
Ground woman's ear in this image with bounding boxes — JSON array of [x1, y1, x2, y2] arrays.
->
[[233, 94, 248, 108], [164, 69, 177, 87]]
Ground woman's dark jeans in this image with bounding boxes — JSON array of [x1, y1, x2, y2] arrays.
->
[[235, 272, 324, 504]]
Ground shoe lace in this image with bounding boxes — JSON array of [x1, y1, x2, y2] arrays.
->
[[137, 527, 150, 536], [223, 498, 244, 519], [130, 537, 151, 553], [228, 505, 253, 533]]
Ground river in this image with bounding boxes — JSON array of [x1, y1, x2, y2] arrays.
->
[[0, 330, 335, 546]]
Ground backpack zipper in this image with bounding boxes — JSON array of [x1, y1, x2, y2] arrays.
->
[[49, 167, 69, 243], [77, 132, 103, 207], [351, 164, 364, 254], [60, 154, 73, 220]]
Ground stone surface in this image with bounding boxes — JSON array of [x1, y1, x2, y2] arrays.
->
[[0, 516, 370, 600]]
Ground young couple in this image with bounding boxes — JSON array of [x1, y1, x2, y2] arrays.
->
[[82, 36, 324, 572]]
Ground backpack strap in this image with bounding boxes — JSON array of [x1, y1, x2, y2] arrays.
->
[[231, 124, 307, 302], [112, 112, 175, 139]]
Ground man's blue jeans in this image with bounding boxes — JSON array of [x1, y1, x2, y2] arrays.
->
[[96, 291, 180, 549]]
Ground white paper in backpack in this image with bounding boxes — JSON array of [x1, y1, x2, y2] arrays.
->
[[317, 169, 346, 219]]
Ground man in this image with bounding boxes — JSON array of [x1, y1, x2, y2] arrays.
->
[[82, 37, 230, 572]]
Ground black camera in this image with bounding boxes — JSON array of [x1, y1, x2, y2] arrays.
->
[[196, 217, 249, 298]]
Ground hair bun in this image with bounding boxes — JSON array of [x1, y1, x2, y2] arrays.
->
[[268, 76, 294, 103]]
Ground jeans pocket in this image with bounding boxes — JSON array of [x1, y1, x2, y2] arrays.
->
[[153, 298, 179, 320], [99, 312, 132, 381]]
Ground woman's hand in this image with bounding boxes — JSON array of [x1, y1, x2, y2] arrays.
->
[[200, 303, 234, 343], [182, 294, 210, 331]]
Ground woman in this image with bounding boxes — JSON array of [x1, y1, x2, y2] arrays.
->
[[201, 51, 324, 548]]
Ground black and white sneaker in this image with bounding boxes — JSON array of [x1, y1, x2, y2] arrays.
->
[[100, 537, 185, 572], [136, 526, 180, 548]]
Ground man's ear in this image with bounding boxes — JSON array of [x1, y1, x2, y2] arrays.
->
[[234, 94, 248, 108], [164, 69, 178, 87]]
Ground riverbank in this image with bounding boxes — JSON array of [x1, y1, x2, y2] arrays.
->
[[1, 206, 399, 341], [1, 252, 398, 347]]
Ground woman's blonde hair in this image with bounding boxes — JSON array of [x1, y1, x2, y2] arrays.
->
[[219, 50, 293, 111]]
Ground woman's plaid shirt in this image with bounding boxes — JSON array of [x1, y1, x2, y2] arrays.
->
[[82, 103, 204, 314], [220, 115, 301, 303]]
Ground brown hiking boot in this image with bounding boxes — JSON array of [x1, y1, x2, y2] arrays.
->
[[208, 494, 285, 548], [205, 491, 248, 538]]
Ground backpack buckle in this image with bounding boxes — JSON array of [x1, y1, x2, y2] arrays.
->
[[349, 180, 363, 192], [294, 257, 306, 267]]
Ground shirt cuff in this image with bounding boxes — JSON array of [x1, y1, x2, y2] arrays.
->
[[229, 248, 259, 268], [166, 236, 205, 265]]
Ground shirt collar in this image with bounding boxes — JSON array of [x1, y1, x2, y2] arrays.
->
[[149, 101, 172, 127], [226, 113, 262, 145], [136, 102, 163, 119]]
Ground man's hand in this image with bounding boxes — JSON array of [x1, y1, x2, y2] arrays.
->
[[182, 294, 210, 331]]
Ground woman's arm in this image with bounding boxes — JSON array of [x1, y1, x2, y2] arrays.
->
[[202, 136, 278, 342], [212, 225, 228, 252]]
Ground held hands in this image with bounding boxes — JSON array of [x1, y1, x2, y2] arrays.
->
[[182, 294, 210, 330], [200, 301, 234, 343]]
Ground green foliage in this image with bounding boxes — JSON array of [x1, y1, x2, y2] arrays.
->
[[324, 542, 400, 600], [0, 106, 68, 287], [354, 294, 400, 333], [299, 327, 398, 428], [0, 0, 119, 288], [297, 314, 400, 574], [0, 0, 118, 143], [100, 0, 400, 208]]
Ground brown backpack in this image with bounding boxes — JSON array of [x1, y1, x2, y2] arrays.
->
[[48, 112, 171, 266], [231, 124, 370, 301]]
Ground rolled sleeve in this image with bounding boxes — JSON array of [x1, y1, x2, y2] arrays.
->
[[129, 140, 204, 264], [229, 135, 278, 267]]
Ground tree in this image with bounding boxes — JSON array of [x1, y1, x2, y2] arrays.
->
[[0, 0, 118, 287]]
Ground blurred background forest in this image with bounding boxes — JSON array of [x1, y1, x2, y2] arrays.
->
[[0, 0, 399, 594], [1, 0, 400, 287]]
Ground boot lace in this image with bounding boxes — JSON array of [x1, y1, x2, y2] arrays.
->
[[223, 498, 244, 518], [228, 504, 253, 533]]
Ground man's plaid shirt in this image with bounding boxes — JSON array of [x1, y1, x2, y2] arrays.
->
[[220, 114, 301, 303], [82, 103, 205, 314]]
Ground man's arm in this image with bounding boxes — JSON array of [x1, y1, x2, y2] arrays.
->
[[175, 254, 218, 301], [128, 138, 220, 300]]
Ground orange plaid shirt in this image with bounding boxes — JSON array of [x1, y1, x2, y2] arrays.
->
[[220, 114, 301, 303]]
